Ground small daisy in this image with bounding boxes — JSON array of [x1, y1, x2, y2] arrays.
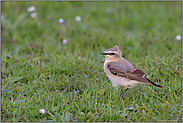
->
[[62, 39, 68, 44], [175, 35, 181, 41], [75, 16, 81, 22], [59, 18, 64, 24], [39, 109, 46, 114], [27, 6, 36, 13], [30, 12, 38, 19]]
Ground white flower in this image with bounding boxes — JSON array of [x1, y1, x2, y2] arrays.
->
[[31, 12, 37, 18], [39, 109, 46, 114], [62, 39, 68, 44], [59, 18, 64, 23], [27, 6, 36, 13], [175, 35, 181, 41], [75, 16, 81, 22]]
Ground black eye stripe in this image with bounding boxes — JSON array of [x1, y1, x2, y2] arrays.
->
[[107, 53, 115, 55]]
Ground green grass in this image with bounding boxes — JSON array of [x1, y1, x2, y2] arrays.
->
[[1, 1, 182, 122]]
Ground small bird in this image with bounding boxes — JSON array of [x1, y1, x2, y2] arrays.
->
[[100, 45, 163, 100]]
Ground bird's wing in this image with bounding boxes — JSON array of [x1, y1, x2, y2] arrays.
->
[[107, 62, 149, 83]]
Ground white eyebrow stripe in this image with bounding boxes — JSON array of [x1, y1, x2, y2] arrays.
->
[[113, 51, 118, 54], [105, 51, 118, 54]]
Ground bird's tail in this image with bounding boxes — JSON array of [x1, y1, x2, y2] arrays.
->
[[145, 77, 164, 88]]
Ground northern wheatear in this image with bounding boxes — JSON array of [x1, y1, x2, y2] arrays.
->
[[100, 45, 163, 100]]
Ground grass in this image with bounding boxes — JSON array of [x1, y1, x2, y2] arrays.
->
[[1, 1, 182, 122]]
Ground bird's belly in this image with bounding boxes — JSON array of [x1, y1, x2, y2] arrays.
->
[[106, 74, 140, 89]]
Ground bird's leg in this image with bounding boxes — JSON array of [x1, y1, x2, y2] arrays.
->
[[118, 88, 129, 100]]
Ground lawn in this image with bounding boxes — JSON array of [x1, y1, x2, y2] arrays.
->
[[1, 1, 182, 122]]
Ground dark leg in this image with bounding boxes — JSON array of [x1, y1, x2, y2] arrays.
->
[[118, 88, 129, 100]]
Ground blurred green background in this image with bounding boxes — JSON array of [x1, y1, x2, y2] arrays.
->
[[1, 1, 182, 122]]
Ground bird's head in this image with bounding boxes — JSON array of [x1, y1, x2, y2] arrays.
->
[[100, 45, 122, 62]]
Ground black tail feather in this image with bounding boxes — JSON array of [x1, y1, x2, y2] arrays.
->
[[145, 77, 164, 88]]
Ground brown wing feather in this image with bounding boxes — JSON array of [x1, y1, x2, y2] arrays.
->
[[131, 68, 145, 77], [107, 62, 164, 88], [107, 62, 149, 83]]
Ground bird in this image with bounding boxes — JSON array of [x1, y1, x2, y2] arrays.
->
[[100, 45, 163, 100]]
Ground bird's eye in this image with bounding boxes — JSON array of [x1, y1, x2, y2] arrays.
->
[[111, 53, 115, 55]]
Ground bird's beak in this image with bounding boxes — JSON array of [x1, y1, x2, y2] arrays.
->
[[100, 52, 108, 55]]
